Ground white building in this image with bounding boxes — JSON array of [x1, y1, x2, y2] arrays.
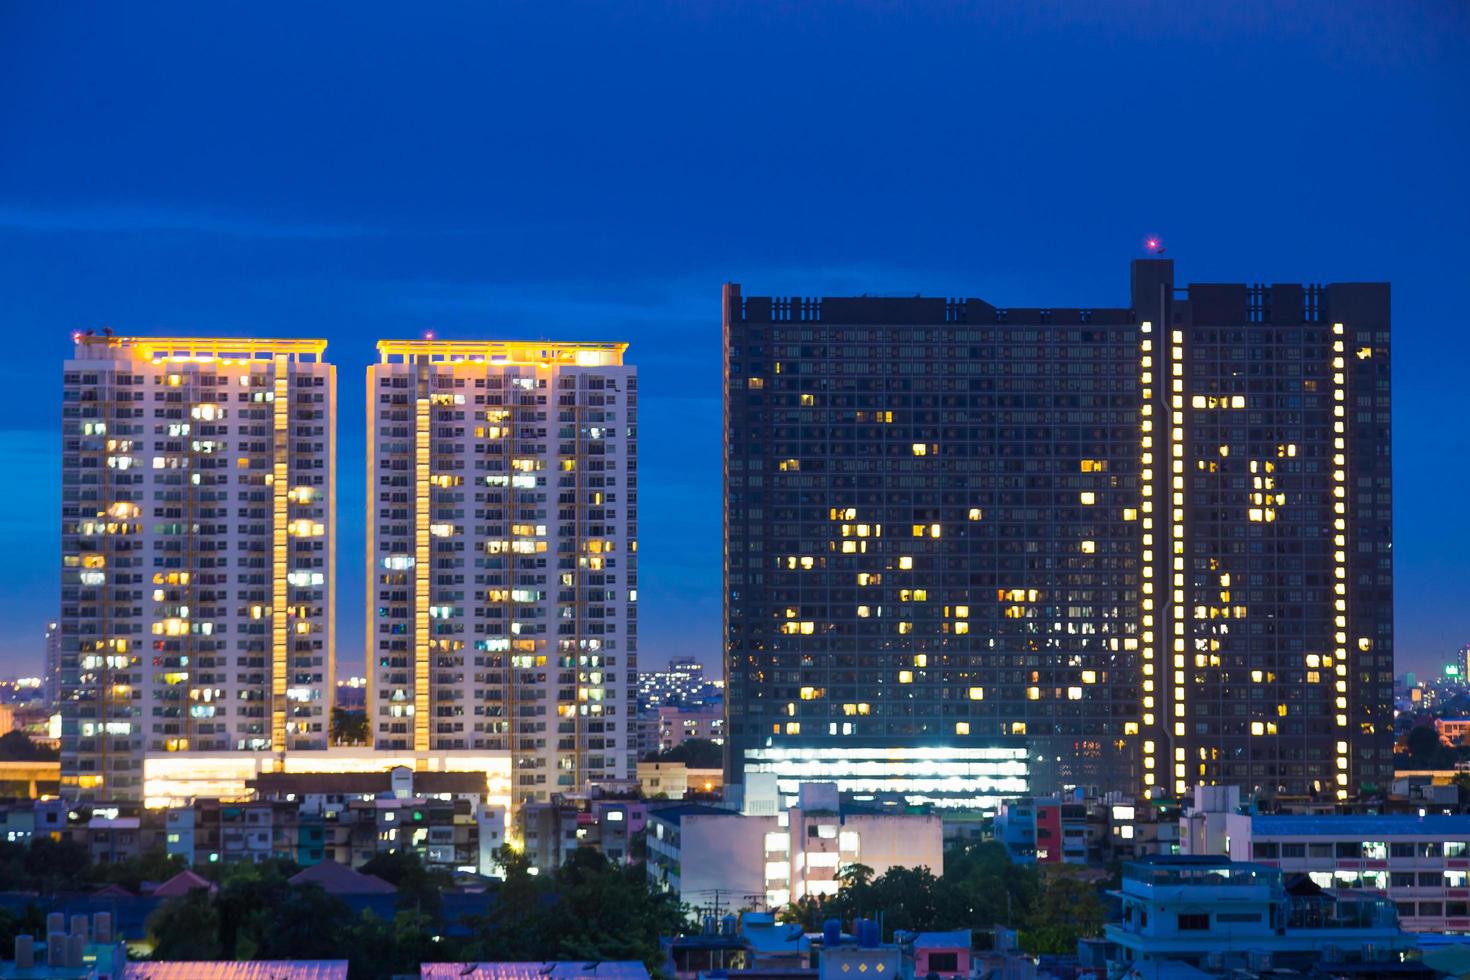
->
[[1181, 785, 1470, 935], [61, 336, 336, 802], [367, 340, 637, 805], [645, 782, 944, 911]]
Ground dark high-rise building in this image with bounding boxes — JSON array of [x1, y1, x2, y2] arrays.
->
[[723, 260, 1392, 808]]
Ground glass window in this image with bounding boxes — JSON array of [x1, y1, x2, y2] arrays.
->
[[1363, 842, 1388, 860], [1420, 902, 1444, 917], [1447, 842, 1469, 858], [1337, 842, 1360, 859], [1391, 843, 1416, 859], [1281, 843, 1306, 859], [1309, 843, 1334, 859]]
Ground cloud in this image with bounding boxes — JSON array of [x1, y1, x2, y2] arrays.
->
[[0, 202, 378, 240]]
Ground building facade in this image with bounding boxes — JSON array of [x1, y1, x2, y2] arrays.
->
[[646, 783, 944, 911], [637, 656, 721, 711], [367, 340, 637, 804], [1214, 812, 1470, 936], [723, 260, 1392, 802], [1103, 855, 1411, 972], [61, 336, 336, 802], [44, 621, 62, 709]]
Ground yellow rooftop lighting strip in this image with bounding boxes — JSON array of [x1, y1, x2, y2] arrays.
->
[[1331, 322, 1350, 800], [75, 335, 328, 361], [1139, 322, 1156, 793], [376, 340, 627, 366]]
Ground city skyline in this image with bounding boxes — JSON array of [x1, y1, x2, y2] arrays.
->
[[3, 3, 1469, 682]]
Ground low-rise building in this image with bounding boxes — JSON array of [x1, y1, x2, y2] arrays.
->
[[1227, 814, 1470, 935], [993, 797, 1088, 864], [637, 761, 722, 800], [1438, 718, 1470, 743], [653, 706, 724, 754], [910, 930, 971, 979], [1103, 855, 1413, 973], [646, 783, 943, 911]]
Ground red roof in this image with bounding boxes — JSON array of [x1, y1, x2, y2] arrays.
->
[[151, 869, 218, 897], [288, 860, 397, 895]]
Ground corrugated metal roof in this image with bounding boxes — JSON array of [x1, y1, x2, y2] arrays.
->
[[1252, 813, 1470, 836], [420, 962, 651, 980], [123, 962, 349, 980]]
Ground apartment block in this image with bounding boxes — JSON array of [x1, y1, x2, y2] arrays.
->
[[61, 336, 336, 802], [723, 259, 1392, 803], [367, 340, 637, 804]]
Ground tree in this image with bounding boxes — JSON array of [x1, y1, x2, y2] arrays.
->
[[250, 884, 355, 960], [213, 858, 300, 957], [147, 889, 222, 961], [332, 707, 371, 746], [347, 909, 451, 980], [360, 848, 453, 915], [23, 837, 91, 894], [469, 846, 688, 970], [0, 905, 45, 954], [90, 847, 185, 893], [1454, 772, 1470, 807], [1019, 865, 1105, 954], [0, 731, 58, 761], [1407, 724, 1448, 767], [646, 738, 722, 770]]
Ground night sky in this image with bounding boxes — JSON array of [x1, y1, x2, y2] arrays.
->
[[2, 2, 1466, 679]]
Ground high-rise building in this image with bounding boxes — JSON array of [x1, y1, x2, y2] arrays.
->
[[637, 656, 721, 711], [61, 336, 336, 802], [368, 340, 637, 805], [723, 260, 1392, 807]]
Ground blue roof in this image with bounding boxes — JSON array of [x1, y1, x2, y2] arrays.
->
[[645, 803, 734, 825], [1252, 814, 1470, 836]]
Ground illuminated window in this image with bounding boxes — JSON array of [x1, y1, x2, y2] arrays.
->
[[1079, 492, 1096, 505]]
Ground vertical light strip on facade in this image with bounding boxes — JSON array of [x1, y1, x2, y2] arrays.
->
[[1170, 329, 1187, 796], [326, 363, 337, 731], [1331, 322, 1349, 799], [271, 356, 290, 758], [414, 390, 432, 756], [1139, 321, 1156, 791]]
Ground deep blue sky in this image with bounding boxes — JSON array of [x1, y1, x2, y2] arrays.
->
[[1, 2, 1466, 679]]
